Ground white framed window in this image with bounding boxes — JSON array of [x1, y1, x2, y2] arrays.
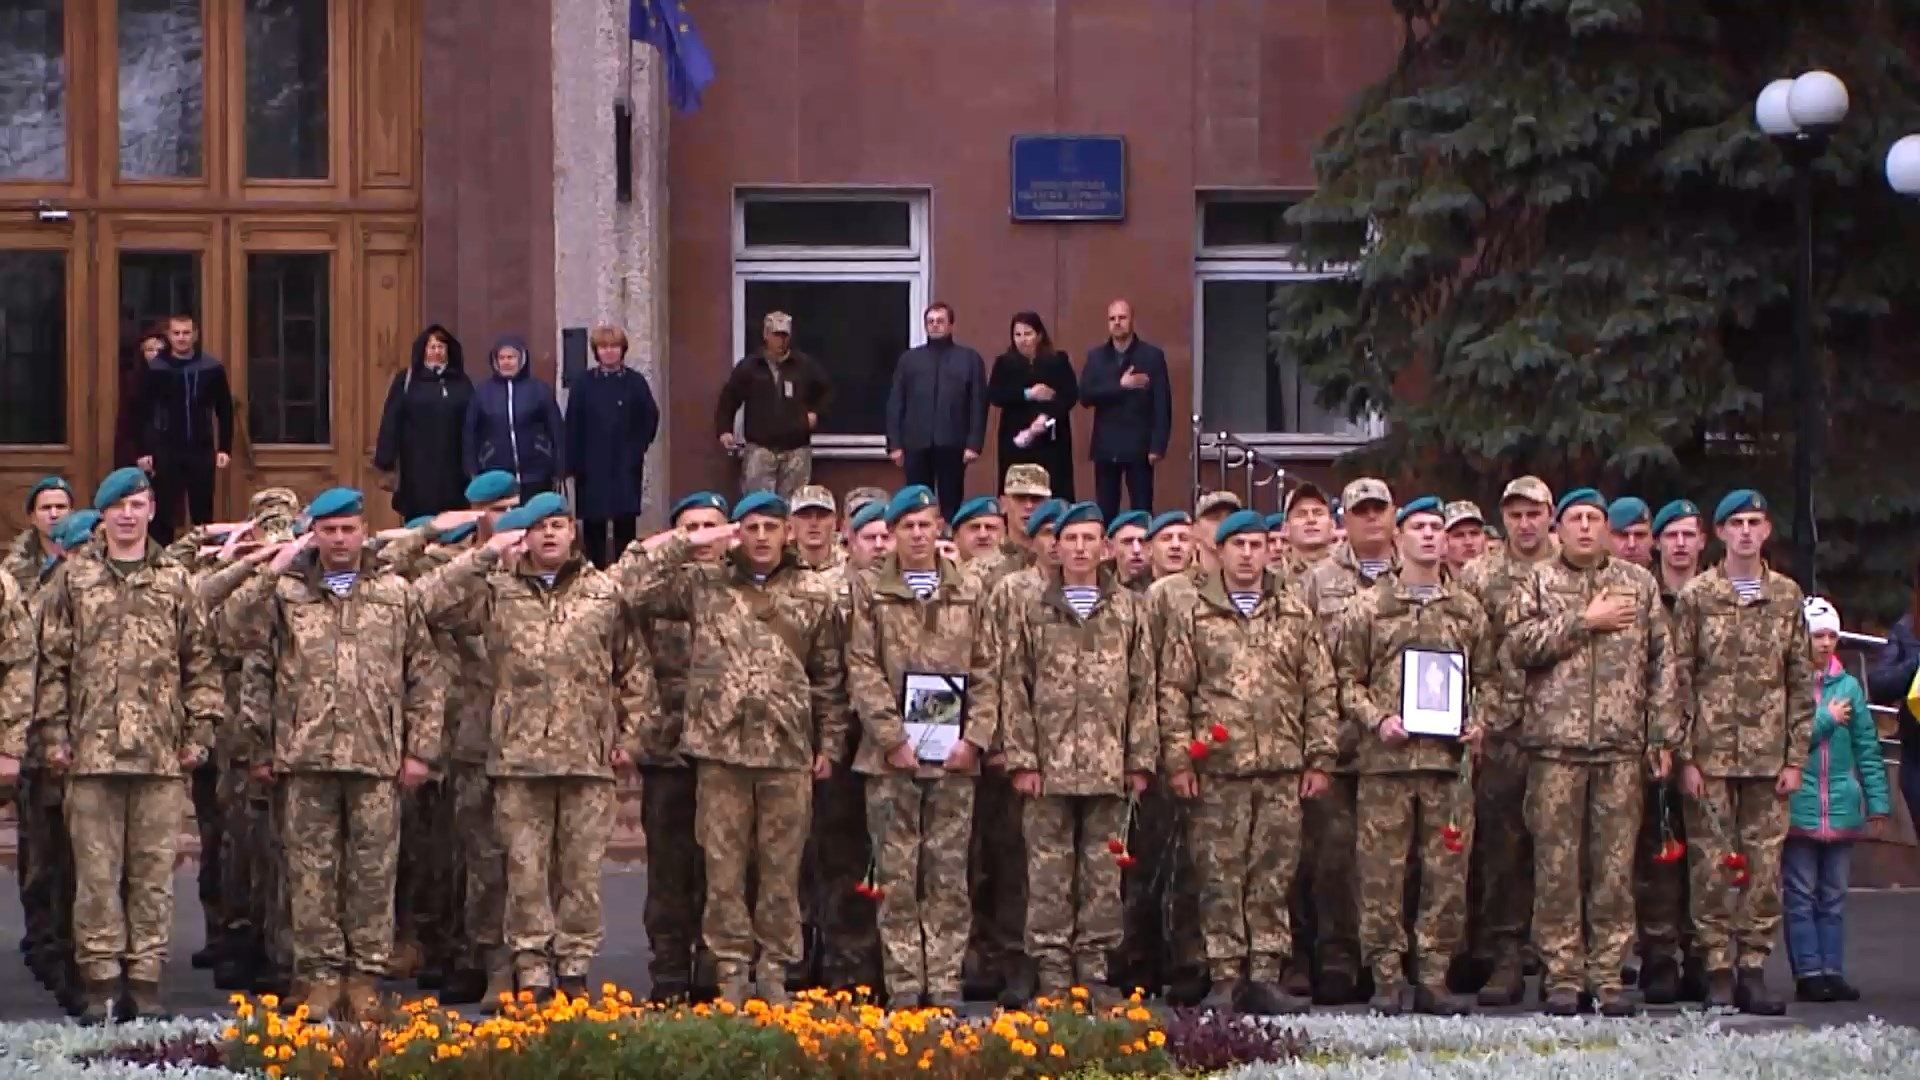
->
[[1194, 192, 1382, 461], [732, 188, 930, 457]]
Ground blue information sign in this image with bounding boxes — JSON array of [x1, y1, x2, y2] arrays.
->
[[1010, 135, 1126, 221]]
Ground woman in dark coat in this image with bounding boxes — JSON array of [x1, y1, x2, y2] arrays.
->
[[987, 311, 1079, 500], [566, 323, 661, 567], [464, 334, 566, 495], [1864, 563, 1920, 832], [373, 324, 473, 520]]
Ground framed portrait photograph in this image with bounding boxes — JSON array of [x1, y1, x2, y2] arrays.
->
[[901, 670, 969, 763], [1400, 648, 1466, 738]]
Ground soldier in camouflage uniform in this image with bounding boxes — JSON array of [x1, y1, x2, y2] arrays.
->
[[420, 491, 656, 999], [1453, 475, 1556, 1005], [623, 492, 848, 1007], [844, 486, 992, 1007], [1294, 478, 1398, 1004], [1106, 511, 1151, 589], [950, 496, 1006, 562], [1441, 501, 1487, 575], [999, 501, 1156, 1005], [212, 487, 443, 1022], [1159, 509, 1339, 1015], [3, 476, 71, 591], [35, 468, 222, 1022], [1504, 488, 1674, 1016], [634, 492, 729, 1001], [1671, 490, 1813, 1015], [790, 486, 843, 571], [1335, 497, 1494, 1015], [1607, 498, 1654, 568]]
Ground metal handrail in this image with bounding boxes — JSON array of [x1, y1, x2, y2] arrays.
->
[[1190, 415, 1303, 514]]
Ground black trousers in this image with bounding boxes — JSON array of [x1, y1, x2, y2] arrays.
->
[[580, 517, 638, 569], [149, 452, 216, 544], [902, 447, 969, 522], [1094, 460, 1154, 519]]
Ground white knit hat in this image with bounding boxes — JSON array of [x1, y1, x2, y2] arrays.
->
[[1803, 596, 1841, 636]]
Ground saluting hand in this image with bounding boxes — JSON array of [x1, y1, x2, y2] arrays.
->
[[431, 509, 484, 532], [269, 534, 313, 574], [685, 523, 740, 549]]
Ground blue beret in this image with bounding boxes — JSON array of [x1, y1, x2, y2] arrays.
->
[[849, 500, 887, 532], [465, 470, 519, 505], [731, 491, 789, 523], [1395, 495, 1444, 526], [951, 496, 1002, 528], [1107, 511, 1150, 537], [51, 510, 100, 550], [1215, 509, 1267, 546], [885, 485, 938, 525], [1055, 502, 1103, 532], [1264, 513, 1287, 532], [1146, 510, 1191, 540], [1025, 499, 1066, 538], [27, 476, 72, 511], [405, 515, 434, 531], [1714, 489, 1768, 525], [495, 491, 569, 532], [669, 491, 728, 523], [1607, 497, 1650, 532], [1554, 487, 1606, 521], [1652, 499, 1701, 536], [305, 487, 365, 521], [438, 521, 477, 545], [92, 466, 151, 511]]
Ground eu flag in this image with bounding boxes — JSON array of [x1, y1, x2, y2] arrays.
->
[[630, 0, 716, 113]]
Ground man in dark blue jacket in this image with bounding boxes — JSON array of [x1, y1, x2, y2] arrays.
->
[[885, 303, 987, 521], [464, 336, 566, 495], [1080, 300, 1170, 519], [130, 314, 235, 544]]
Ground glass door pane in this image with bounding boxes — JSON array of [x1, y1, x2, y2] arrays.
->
[[0, 251, 68, 445], [244, 0, 330, 179], [117, 250, 201, 388], [118, 0, 205, 179], [246, 253, 332, 445], [0, 1, 67, 181]]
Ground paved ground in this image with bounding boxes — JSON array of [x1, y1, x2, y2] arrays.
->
[[0, 866, 1915, 1028]]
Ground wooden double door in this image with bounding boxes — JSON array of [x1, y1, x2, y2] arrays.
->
[[0, 0, 422, 534]]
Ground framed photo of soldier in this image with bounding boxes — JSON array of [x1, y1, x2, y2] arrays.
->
[[901, 670, 968, 763], [1400, 648, 1466, 738]]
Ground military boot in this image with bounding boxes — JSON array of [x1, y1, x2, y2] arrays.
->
[[1369, 981, 1406, 1016], [1734, 968, 1784, 1016], [1244, 980, 1310, 1016], [998, 956, 1036, 1009], [79, 979, 118, 1026], [1541, 988, 1581, 1016], [1477, 955, 1525, 1007], [440, 967, 487, 1006], [481, 966, 518, 1014], [344, 975, 384, 1022], [1678, 956, 1709, 1002], [556, 975, 590, 1000], [297, 978, 342, 1023], [1199, 978, 1242, 1013], [1705, 969, 1736, 1009], [1414, 984, 1471, 1016], [754, 964, 791, 1006], [1596, 987, 1639, 1017], [126, 980, 169, 1021], [1640, 957, 1679, 1005]]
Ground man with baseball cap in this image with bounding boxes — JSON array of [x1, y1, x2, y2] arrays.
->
[[716, 311, 833, 499], [1279, 482, 1336, 576], [790, 485, 843, 571], [1442, 501, 1487, 574]]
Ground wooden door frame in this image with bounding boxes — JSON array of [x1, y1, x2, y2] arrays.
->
[[0, 216, 95, 532]]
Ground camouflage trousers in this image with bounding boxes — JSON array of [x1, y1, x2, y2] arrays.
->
[[640, 766, 707, 992], [190, 763, 223, 948], [1469, 735, 1532, 971], [865, 773, 974, 1000], [1683, 776, 1787, 972], [282, 773, 399, 980], [1116, 780, 1203, 995], [67, 775, 186, 983], [452, 763, 506, 972], [495, 777, 615, 985], [740, 445, 812, 499], [1298, 773, 1359, 979], [1021, 794, 1125, 991], [812, 764, 880, 989], [696, 762, 811, 979], [965, 769, 1028, 986], [396, 779, 458, 975], [216, 765, 286, 964], [1357, 773, 1473, 991], [17, 768, 74, 972], [1190, 774, 1303, 983], [1526, 757, 1641, 996], [1635, 778, 1693, 968]]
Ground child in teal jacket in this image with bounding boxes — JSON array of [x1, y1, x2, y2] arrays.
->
[[1784, 598, 1892, 1003]]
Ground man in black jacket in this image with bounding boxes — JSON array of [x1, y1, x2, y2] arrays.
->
[[885, 302, 987, 520], [1080, 300, 1170, 519], [715, 312, 832, 498], [131, 314, 234, 543]]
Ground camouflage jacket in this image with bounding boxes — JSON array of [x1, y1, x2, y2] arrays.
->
[[999, 569, 1157, 795], [34, 542, 222, 776], [970, 562, 1048, 753], [623, 534, 849, 771], [1455, 543, 1556, 734], [3, 530, 53, 596], [387, 537, 493, 765], [1157, 568, 1339, 777], [1145, 567, 1204, 653], [1670, 566, 1815, 777], [845, 554, 991, 777], [1, 570, 33, 759], [218, 549, 444, 776], [1504, 553, 1676, 758], [420, 548, 653, 779], [1297, 546, 1398, 768], [1334, 574, 1495, 774]]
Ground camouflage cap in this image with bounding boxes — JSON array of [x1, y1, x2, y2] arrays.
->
[[844, 487, 890, 516], [1283, 481, 1330, 515], [1500, 475, 1553, 507], [250, 486, 301, 518], [1002, 463, 1052, 498], [763, 311, 793, 334], [791, 485, 837, 514], [1442, 500, 1484, 531], [1340, 477, 1393, 510], [1194, 490, 1243, 519]]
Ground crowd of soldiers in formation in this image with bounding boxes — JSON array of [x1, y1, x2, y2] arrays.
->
[[0, 459, 1825, 1027]]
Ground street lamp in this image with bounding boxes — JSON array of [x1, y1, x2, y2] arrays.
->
[[1890, 134, 1920, 197], [1754, 70, 1848, 593]]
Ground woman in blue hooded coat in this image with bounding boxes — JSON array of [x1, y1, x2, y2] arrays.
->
[[464, 335, 566, 493]]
